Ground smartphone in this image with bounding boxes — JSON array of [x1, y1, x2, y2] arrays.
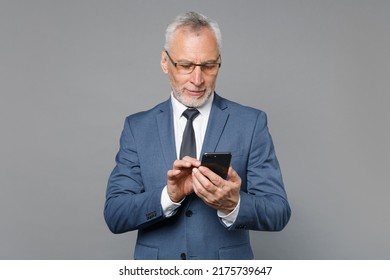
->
[[201, 152, 232, 179]]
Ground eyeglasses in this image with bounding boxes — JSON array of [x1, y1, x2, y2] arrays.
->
[[165, 50, 221, 75]]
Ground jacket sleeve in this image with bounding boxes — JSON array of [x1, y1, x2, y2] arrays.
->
[[104, 117, 165, 234], [231, 111, 291, 231]]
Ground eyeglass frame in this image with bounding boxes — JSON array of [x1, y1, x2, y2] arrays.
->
[[164, 50, 221, 75]]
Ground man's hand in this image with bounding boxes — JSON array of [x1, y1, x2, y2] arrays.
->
[[192, 165, 241, 214], [167, 156, 201, 202]]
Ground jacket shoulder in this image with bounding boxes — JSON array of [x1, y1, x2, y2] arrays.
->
[[124, 99, 171, 123], [215, 94, 266, 118]]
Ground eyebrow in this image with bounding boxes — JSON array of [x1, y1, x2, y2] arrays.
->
[[177, 56, 220, 64]]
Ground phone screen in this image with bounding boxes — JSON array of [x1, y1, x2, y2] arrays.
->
[[201, 152, 231, 179]]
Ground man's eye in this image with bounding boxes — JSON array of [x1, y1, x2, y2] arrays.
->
[[178, 64, 193, 70], [203, 64, 217, 70]]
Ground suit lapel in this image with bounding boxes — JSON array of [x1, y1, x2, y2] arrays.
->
[[200, 94, 229, 155], [186, 94, 229, 207], [156, 99, 177, 169], [155, 94, 229, 170]]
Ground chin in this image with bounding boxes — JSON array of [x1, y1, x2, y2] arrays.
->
[[174, 90, 212, 108]]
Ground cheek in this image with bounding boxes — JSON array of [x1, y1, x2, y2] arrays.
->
[[169, 73, 188, 87], [204, 76, 217, 87]]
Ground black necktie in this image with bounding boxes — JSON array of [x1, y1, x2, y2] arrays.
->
[[180, 108, 200, 159]]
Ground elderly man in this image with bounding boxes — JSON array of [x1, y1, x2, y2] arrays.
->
[[104, 11, 291, 260]]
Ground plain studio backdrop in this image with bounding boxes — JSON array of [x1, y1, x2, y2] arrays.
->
[[0, 0, 389, 259]]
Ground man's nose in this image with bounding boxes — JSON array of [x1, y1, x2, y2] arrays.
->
[[190, 65, 204, 86]]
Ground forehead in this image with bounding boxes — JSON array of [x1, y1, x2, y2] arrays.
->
[[169, 27, 219, 60]]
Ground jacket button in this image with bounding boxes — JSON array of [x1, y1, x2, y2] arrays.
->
[[185, 210, 193, 217], [180, 253, 187, 260]]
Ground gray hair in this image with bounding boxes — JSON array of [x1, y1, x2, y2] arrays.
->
[[164, 11, 222, 52]]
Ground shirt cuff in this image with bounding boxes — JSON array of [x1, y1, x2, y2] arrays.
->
[[217, 196, 241, 227], [161, 185, 183, 217]]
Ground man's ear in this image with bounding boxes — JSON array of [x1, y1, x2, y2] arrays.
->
[[160, 50, 169, 74]]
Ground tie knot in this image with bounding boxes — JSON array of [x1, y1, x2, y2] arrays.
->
[[182, 108, 200, 121]]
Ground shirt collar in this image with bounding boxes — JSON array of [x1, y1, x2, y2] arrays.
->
[[171, 92, 214, 120]]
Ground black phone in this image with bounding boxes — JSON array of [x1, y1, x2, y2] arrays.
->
[[201, 152, 232, 179]]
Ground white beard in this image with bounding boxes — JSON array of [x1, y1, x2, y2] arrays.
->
[[171, 86, 213, 108]]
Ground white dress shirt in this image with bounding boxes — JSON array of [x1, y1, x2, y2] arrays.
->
[[161, 93, 240, 227]]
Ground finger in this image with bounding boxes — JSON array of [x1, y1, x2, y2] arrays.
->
[[173, 158, 201, 170], [198, 166, 224, 188], [192, 167, 219, 193], [192, 173, 225, 210], [172, 159, 192, 170], [191, 170, 202, 194], [182, 156, 201, 167], [192, 169, 218, 202], [167, 169, 181, 178]]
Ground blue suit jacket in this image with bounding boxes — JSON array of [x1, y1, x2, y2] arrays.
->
[[104, 93, 291, 260]]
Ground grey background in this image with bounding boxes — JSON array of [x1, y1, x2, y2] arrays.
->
[[1, 0, 389, 259]]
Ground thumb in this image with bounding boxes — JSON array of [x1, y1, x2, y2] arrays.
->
[[227, 166, 241, 183]]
